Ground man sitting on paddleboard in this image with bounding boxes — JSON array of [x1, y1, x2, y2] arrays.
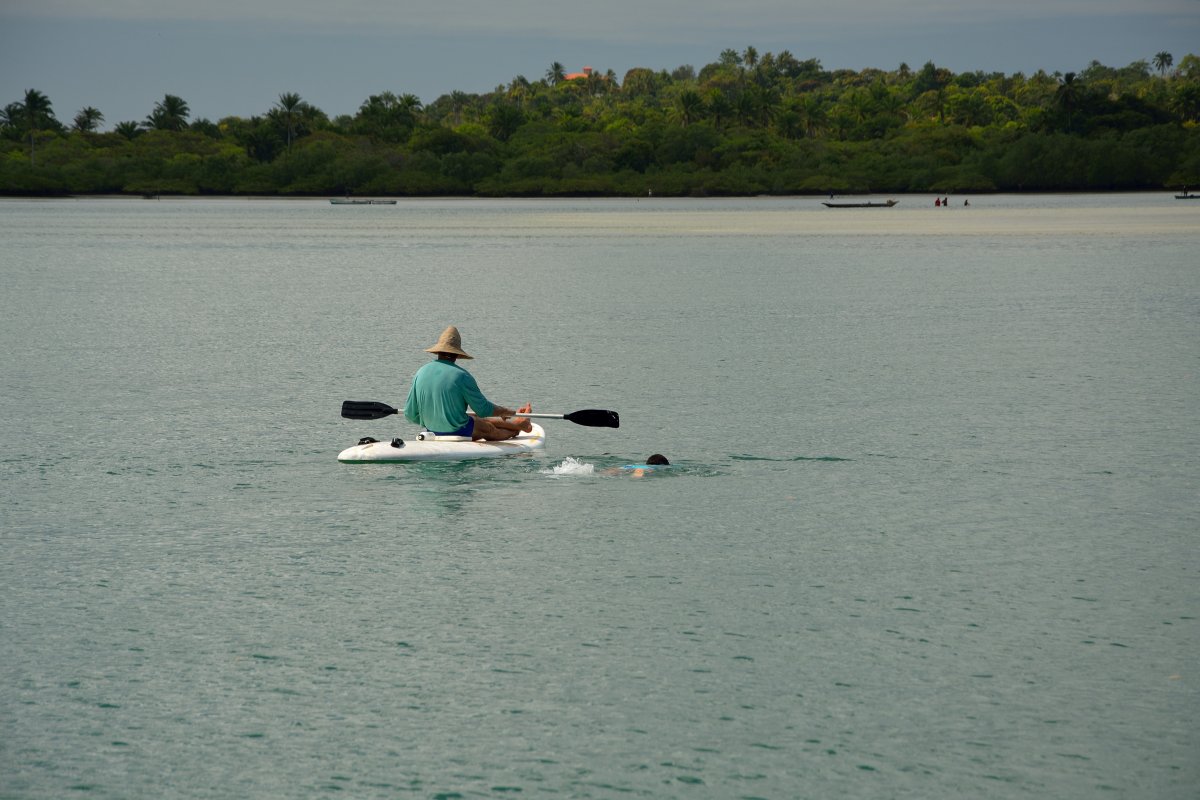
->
[[403, 325, 532, 442]]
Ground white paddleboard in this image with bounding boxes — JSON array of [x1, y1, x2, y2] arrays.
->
[[338, 423, 546, 462]]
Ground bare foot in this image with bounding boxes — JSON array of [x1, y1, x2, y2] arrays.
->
[[513, 403, 533, 432]]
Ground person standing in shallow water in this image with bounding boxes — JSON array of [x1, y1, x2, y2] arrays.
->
[[403, 326, 531, 441]]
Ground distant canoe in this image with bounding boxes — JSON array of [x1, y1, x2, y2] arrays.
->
[[330, 198, 397, 205], [1175, 193, 1199, 200], [822, 199, 898, 208]]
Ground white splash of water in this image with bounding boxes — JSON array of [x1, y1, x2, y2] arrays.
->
[[541, 457, 596, 476]]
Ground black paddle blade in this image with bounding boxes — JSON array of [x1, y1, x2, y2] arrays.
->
[[341, 400, 399, 420], [563, 409, 619, 428]]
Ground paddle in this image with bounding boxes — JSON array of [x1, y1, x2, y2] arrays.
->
[[340, 400, 619, 428]]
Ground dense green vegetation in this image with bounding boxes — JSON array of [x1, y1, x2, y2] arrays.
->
[[3, 50, 1199, 196]]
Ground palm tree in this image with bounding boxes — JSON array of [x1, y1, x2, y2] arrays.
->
[[21, 88, 54, 165], [0, 103, 21, 130], [448, 91, 470, 125], [1154, 51, 1174, 78], [800, 95, 827, 138], [743, 46, 759, 71], [828, 105, 854, 141], [875, 89, 909, 123], [275, 92, 303, 153], [114, 121, 142, 140], [735, 92, 759, 126], [845, 88, 873, 124], [706, 89, 732, 129], [673, 90, 704, 126], [774, 50, 801, 79], [912, 87, 950, 124], [1170, 81, 1200, 122], [749, 85, 781, 127], [508, 76, 530, 107], [72, 106, 105, 132], [355, 91, 421, 141], [546, 62, 566, 86], [485, 103, 524, 141], [1055, 72, 1081, 130], [585, 70, 605, 97], [398, 93, 423, 121], [774, 107, 803, 139], [146, 94, 190, 131]]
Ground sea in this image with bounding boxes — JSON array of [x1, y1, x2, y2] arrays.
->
[[1, 194, 1197, 799]]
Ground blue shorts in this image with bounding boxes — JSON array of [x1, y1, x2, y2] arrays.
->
[[434, 418, 475, 438]]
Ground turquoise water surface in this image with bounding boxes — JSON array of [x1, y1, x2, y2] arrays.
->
[[1, 195, 1197, 798]]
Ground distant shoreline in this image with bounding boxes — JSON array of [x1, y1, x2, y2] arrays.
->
[[0, 189, 1190, 202]]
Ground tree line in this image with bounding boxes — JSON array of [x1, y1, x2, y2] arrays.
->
[[2, 49, 1198, 196]]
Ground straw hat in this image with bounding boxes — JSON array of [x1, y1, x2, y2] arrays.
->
[[425, 325, 473, 359]]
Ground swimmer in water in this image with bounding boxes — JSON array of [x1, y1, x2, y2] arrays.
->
[[605, 453, 670, 477]]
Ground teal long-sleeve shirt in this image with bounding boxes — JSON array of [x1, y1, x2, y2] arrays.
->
[[403, 358, 496, 432]]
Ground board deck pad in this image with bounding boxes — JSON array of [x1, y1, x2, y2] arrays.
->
[[338, 423, 546, 462]]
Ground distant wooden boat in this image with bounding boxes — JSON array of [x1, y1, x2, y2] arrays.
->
[[330, 198, 397, 205], [822, 199, 898, 208], [1175, 193, 1199, 200]]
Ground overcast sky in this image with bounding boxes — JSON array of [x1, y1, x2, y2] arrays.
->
[[1, 0, 1196, 130]]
